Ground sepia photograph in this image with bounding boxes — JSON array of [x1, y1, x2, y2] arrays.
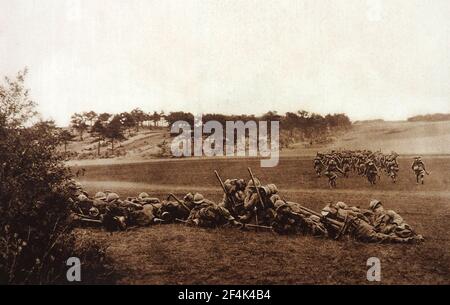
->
[[1, 0, 449, 295]]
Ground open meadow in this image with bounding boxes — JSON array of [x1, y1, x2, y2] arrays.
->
[[73, 156, 450, 284]]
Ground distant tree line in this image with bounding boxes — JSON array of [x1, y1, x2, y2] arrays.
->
[[66, 109, 352, 155], [164, 110, 351, 132], [407, 113, 450, 122]]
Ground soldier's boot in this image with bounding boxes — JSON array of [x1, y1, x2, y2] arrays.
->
[[234, 220, 244, 228], [239, 212, 253, 223], [153, 218, 165, 224]]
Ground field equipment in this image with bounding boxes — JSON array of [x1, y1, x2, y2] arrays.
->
[[284, 202, 350, 239], [168, 193, 191, 212]]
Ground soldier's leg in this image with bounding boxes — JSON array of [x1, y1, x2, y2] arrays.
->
[[356, 224, 419, 244]]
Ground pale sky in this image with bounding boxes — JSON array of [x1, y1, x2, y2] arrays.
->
[[1, 0, 449, 126]]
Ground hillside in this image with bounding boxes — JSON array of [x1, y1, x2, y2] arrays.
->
[[64, 120, 450, 166], [329, 120, 450, 155], [283, 120, 450, 156], [64, 128, 170, 162]]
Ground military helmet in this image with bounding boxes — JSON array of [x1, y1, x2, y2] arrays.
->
[[183, 192, 194, 202], [321, 206, 334, 217], [138, 192, 149, 199], [270, 194, 281, 203], [369, 199, 382, 210], [67, 179, 78, 189], [273, 199, 285, 210], [77, 194, 88, 202], [106, 192, 120, 202], [89, 207, 100, 217], [247, 178, 261, 188], [193, 193, 205, 204], [335, 201, 348, 209], [94, 191, 107, 200], [266, 184, 278, 194]]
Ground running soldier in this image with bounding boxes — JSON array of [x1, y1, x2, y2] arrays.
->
[[386, 158, 399, 183], [365, 160, 379, 185], [411, 156, 429, 184], [313, 153, 324, 177], [323, 159, 345, 188]]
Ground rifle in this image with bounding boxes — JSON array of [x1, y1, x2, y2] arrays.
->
[[247, 167, 265, 210], [214, 170, 239, 207], [247, 167, 266, 229], [242, 223, 273, 231], [73, 213, 103, 224], [168, 193, 191, 212], [175, 218, 188, 224], [285, 201, 349, 238]]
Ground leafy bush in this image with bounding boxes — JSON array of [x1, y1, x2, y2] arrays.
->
[[0, 70, 112, 284]]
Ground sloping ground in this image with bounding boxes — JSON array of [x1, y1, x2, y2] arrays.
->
[[328, 120, 450, 155], [282, 120, 450, 156], [65, 128, 169, 160]]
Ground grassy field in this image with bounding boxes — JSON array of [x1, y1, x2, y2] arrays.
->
[[74, 156, 450, 284]]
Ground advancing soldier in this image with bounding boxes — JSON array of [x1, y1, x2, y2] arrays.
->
[[272, 200, 328, 236], [341, 157, 351, 178], [239, 180, 278, 225], [357, 158, 367, 176], [369, 200, 422, 239], [186, 193, 241, 228], [324, 159, 345, 188], [411, 156, 429, 184], [385, 158, 399, 183], [365, 160, 379, 185], [313, 154, 324, 177]]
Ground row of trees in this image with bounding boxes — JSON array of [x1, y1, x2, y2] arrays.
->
[[407, 113, 450, 122], [70, 109, 165, 141], [66, 109, 351, 156], [164, 110, 352, 140]]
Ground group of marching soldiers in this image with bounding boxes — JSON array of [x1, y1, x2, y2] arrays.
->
[[67, 168, 424, 244], [313, 150, 429, 188]]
